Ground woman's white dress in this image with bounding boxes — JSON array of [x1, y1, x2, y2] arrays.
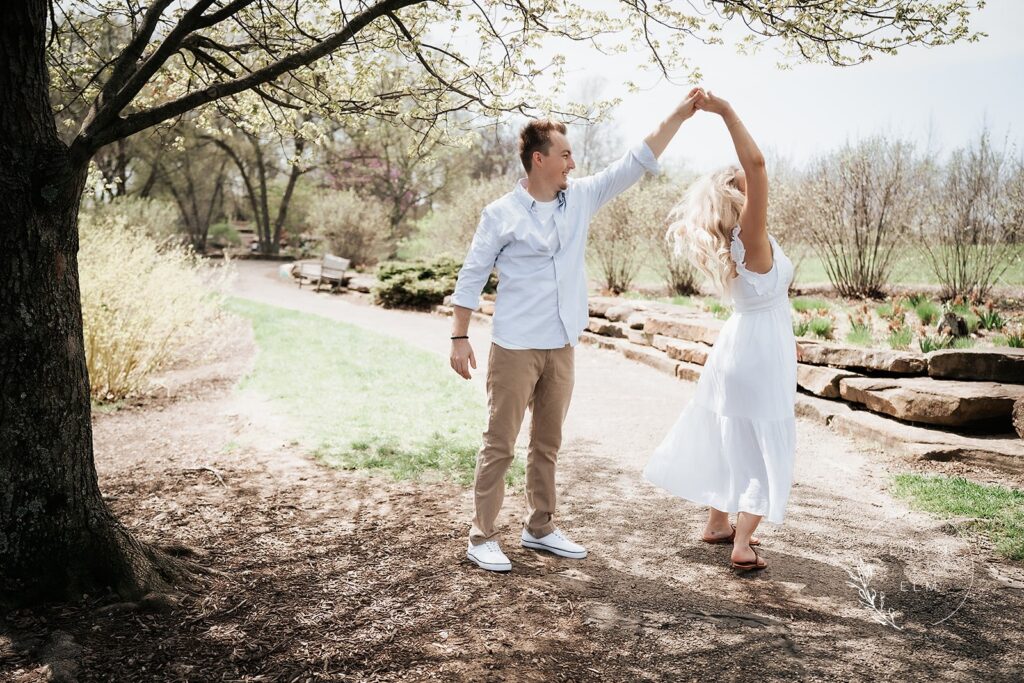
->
[[643, 226, 797, 523]]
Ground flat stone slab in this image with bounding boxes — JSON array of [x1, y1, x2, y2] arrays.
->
[[796, 394, 1024, 469], [622, 345, 679, 376], [797, 340, 928, 375], [676, 361, 703, 383], [927, 348, 1024, 383], [626, 311, 648, 330], [797, 364, 860, 399], [587, 318, 628, 338], [644, 314, 722, 346], [579, 331, 630, 352], [605, 303, 647, 323], [588, 297, 623, 318], [651, 335, 710, 366], [839, 376, 1024, 427]]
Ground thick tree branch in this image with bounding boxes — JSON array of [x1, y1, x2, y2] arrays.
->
[[75, 0, 421, 154]]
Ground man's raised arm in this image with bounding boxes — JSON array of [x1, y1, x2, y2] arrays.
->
[[577, 88, 704, 213]]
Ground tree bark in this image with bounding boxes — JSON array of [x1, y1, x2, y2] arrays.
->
[[0, 1, 188, 607]]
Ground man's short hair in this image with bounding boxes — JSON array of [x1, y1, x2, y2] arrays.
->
[[519, 118, 567, 173]]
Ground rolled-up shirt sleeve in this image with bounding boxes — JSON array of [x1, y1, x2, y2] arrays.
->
[[577, 140, 661, 215], [451, 207, 504, 311]]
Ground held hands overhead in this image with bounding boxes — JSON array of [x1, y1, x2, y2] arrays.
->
[[678, 87, 732, 119]]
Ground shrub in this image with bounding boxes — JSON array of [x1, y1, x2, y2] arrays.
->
[[405, 176, 511, 259], [372, 257, 497, 309], [975, 302, 1006, 331], [921, 130, 1023, 301], [82, 195, 180, 242], [590, 176, 681, 294], [79, 199, 230, 401], [800, 136, 924, 297], [303, 188, 391, 267], [845, 304, 874, 346], [208, 221, 242, 247]]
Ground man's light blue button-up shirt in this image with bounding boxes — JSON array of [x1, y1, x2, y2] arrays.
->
[[451, 141, 661, 350]]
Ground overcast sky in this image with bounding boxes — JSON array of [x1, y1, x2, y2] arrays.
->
[[518, 0, 1024, 173]]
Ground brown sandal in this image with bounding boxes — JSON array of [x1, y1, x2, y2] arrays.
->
[[730, 547, 768, 571], [701, 524, 761, 546]]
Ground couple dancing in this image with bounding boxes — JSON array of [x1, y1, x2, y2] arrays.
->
[[449, 88, 796, 573]]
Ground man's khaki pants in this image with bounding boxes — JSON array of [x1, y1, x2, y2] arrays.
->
[[469, 342, 575, 546]]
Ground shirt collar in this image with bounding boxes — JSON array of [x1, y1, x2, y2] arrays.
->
[[514, 178, 566, 213]]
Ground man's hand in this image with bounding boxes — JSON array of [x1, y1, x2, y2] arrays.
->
[[450, 338, 477, 380], [695, 89, 732, 117]]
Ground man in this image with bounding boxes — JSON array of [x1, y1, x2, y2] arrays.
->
[[450, 89, 704, 572]]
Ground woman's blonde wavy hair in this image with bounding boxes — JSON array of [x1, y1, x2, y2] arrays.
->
[[666, 165, 746, 299]]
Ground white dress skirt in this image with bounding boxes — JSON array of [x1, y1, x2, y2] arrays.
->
[[643, 226, 797, 524]]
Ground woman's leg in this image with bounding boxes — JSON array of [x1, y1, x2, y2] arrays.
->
[[702, 507, 760, 544], [731, 511, 765, 566], [702, 507, 733, 541]]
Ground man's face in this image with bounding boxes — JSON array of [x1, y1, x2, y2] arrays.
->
[[533, 131, 575, 190]]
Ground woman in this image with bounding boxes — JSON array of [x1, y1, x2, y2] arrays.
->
[[643, 90, 796, 572]]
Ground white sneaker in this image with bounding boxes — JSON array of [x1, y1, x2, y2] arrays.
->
[[520, 527, 587, 559], [467, 540, 512, 572]]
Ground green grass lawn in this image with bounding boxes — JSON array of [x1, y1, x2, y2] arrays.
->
[[226, 298, 523, 486], [891, 473, 1024, 561]]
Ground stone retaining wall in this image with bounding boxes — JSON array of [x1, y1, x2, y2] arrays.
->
[[436, 295, 1024, 469]]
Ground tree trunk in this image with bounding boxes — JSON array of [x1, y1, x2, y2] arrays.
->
[[1, 1, 189, 607]]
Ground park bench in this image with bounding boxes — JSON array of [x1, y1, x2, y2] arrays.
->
[[296, 254, 352, 292]]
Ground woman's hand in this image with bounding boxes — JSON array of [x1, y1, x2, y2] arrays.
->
[[696, 90, 732, 117], [676, 87, 705, 121]]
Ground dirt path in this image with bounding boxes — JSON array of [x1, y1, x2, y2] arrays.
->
[[4, 261, 1023, 682]]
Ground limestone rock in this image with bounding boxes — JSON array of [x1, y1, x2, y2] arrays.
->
[[937, 311, 968, 338], [479, 300, 495, 316], [588, 297, 622, 318], [838, 376, 1024, 427], [622, 345, 678, 376], [797, 340, 927, 375], [797, 364, 859, 399], [651, 336, 709, 366], [605, 304, 641, 323], [676, 362, 703, 383], [927, 348, 1024, 383], [1014, 400, 1024, 439], [626, 311, 649, 330], [587, 317, 627, 338], [644, 314, 722, 345], [796, 393, 1024, 468]]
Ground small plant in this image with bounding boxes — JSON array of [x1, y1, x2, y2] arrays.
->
[[793, 310, 813, 337], [952, 336, 976, 349], [887, 325, 913, 350], [792, 297, 830, 314], [810, 316, 835, 340], [1002, 323, 1024, 348], [846, 303, 874, 346], [907, 292, 928, 307], [703, 299, 732, 320], [919, 334, 955, 353], [974, 301, 1006, 331], [914, 299, 940, 326]]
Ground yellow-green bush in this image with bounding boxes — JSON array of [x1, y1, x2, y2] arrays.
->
[[78, 199, 231, 401]]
